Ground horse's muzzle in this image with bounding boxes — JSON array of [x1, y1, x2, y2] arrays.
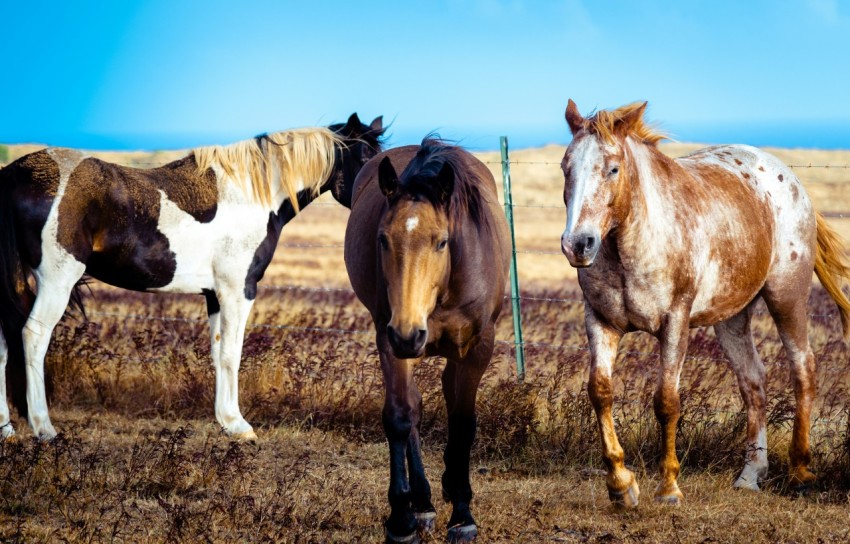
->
[[561, 230, 600, 268], [387, 325, 428, 359]]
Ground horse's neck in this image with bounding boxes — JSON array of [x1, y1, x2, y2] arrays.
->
[[618, 139, 688, 259]]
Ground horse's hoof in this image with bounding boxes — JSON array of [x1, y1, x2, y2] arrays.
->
[[414, 510, 437, 534], [654, 494, 682, 506], [446, 523, 477, 543], [0, 423, 15, 440], [789, 468, 816, 493], [385, 527, 419, 544], [733, 476, 761, 492], [231, 429, 258, 442], [37, 429, 58, 443], [608, 479, 640, 509], [653, 481, 683, 506]]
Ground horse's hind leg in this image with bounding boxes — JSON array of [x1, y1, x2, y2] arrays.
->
[[24, 262, 85, 440], [0, 330, 14, 439], [762, 285, 817, 488], [714, 305, 768, 491]]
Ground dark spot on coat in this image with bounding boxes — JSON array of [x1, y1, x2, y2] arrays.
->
[[0, 150, 60, 268], [758, 166, 765, 171], [54, 155, 219, 291], [791, 251, 798, 261], [778, 174, 784, 182], [742, 172, 750, 179], [203, 289, 220, 316], [790, 184, 799, 200], [734, 159, 743, 165]]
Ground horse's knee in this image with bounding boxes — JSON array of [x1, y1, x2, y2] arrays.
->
[[383, 406, 413, 441], [653, 387, 680, 423]]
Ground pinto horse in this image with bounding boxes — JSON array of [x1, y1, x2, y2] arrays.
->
[[0, 113, 384, 441], [345, 139, 509, 542], [559, 100, 850, 506]]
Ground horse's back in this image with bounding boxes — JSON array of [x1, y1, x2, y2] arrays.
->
[[678, 144, 816, 258], [675, 144, 816, 322]]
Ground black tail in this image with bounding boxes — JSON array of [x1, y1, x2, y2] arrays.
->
[[0, 169, 34, 418]]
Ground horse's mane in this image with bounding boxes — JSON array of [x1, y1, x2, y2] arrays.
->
[[588, 102, 666, 146], [193, 127, 341, 210], [399, 137, 489, 232]]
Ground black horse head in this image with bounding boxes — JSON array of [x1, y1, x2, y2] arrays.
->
[[327, 113, 385, 208]]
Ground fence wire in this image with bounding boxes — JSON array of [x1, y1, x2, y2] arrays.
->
[[8, 150, 846, 383]]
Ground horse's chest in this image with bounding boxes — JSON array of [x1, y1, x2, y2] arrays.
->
[[427, 308, 482, 359], [579, 264, 672, 333]]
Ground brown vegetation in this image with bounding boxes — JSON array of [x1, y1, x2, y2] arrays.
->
[[1, 143, 850, 542]]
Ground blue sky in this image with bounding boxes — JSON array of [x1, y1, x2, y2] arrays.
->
[[2, 0, 849, 150]]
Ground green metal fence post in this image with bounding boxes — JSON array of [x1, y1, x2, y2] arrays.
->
[[500, 136, 526, 381]]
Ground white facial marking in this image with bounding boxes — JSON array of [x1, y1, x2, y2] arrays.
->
[[405, 215, 419, 232], [565, 137, 603, 234]]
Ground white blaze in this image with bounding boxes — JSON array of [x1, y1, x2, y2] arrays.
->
[[405, 216, 419, 232], [565, 137, 603, 234]]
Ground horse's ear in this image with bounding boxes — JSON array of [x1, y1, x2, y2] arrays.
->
[[346, 112, 362, 131], [615, 102, 648, 136], [436, 162, 454, 204], [565, 99, 586, 135], [378, 157, 398, 198], [369, 116, 383, 133]]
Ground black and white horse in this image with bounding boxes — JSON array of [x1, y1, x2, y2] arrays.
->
[[0, 114, 384, 441]]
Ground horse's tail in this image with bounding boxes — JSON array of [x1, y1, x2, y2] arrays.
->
[[0, 169, 34, 417], [814, 212, 850, 341]]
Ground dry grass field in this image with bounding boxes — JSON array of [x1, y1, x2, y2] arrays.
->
[[1, 142, 850, 542]]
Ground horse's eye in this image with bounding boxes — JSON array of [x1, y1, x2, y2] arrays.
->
[[609, 166, 620, 177], [379, 234, 389, 250], [437, 239, 448, 251]]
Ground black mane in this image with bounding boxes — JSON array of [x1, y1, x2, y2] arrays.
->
[[398, 137, 489, 232]]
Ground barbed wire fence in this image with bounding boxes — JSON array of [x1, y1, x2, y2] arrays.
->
[[69, 150, 850, 369]]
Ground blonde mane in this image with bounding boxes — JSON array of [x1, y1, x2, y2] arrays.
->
[[193, 127, 341, 210], [589, 102, 666, 146]]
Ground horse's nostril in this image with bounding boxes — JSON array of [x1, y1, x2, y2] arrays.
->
[[585, 236, 595, 251], [415, 329, 427, 346]]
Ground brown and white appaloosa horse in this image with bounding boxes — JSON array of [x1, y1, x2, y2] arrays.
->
[[345, 138, 510, 542], [0, 114, 384, 441], [559, 100, 850, 506]]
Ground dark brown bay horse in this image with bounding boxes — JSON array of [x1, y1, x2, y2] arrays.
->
[[0, 114, 384, 441], [345, 139, 510, 542], [559, 99, 850, 506]]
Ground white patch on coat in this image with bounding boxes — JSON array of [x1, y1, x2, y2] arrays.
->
[[152, 188, 271, 293], [405, 215, 419, 232]]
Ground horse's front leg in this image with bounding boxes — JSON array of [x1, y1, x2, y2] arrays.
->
[[441, 326, 493, 543], [378, 328, 422, 543], [406, 383, 436, 535], [584, 305, 637, 507], [653, 310, 690, 505], [211, 286, 256, 440]]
